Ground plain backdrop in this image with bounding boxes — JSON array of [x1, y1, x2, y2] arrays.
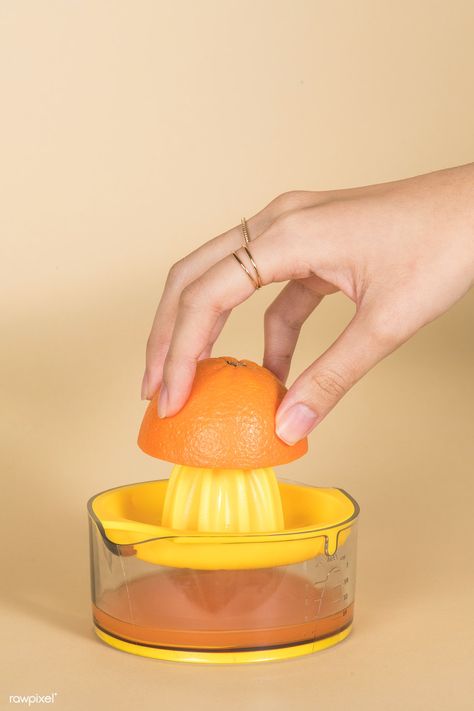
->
[[1, 2, 473, 710]]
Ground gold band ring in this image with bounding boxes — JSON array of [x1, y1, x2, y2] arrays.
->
[[241, 245, 262, 288], [233, 217, 263, 290], [232, 250, 261, 289], [240, 216, 250, 245]]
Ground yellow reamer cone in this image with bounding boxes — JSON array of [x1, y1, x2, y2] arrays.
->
[[161, 464, 284, 533]]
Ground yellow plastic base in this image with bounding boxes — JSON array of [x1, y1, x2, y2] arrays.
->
[[94, 624, 352, 664]]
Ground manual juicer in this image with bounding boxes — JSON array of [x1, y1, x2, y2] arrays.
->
[[88, 357, 359, 663]]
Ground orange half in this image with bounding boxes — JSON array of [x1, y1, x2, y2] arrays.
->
[[138, 357, 308, 469]]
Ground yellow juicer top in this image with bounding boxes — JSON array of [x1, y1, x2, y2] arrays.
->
[[89, 478, 358, 569]]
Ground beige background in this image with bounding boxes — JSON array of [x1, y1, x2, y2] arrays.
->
[[1, 1, 473, 710]]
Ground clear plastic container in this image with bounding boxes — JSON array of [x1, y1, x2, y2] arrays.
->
[[88, 479, 359, 663]]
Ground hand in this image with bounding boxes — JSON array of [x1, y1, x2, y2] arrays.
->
[[142, 164, 474, 445]]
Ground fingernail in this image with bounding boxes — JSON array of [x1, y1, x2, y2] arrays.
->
[[158, 384, 168, 418], [276, 402, 318, 445], [140, 371, 149, 400]]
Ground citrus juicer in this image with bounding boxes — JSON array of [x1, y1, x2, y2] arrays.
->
[[88, 357, 359, 664]]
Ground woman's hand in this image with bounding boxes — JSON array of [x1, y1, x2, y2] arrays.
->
[[142, 164, 474, 445]]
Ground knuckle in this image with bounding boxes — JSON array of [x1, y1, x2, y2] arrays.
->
[[263, 305, 277, 327], [273, 190, 302, 213], [271, 190, 318, 215], [309, 368, 348, 400], [264, 302, 279, 323], [179, 281, 221, 315], [167, 258, 188, 287], [264, 304, 301, 333], [179, 282, 200, 308], [366, 306, 405, 348]]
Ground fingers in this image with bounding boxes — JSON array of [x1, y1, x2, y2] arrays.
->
[[142, 191, 331, 400], [160, 219, 313, 417], [263, 280, 325, 383], [275, 307, 401, 444], [142, 203, 296, 400], [142, 230, 241, 399]]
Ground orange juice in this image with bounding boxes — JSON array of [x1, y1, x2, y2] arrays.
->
[[93, 568, 353, 651]]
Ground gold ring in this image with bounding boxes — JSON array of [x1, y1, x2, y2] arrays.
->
[[242, 245, 262, 288], [232, 246, 263, 290], [240, 217, 250, 245], [233, 217, 263, 290]]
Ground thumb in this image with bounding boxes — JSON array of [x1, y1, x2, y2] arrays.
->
[[275, 309, 396, 445]]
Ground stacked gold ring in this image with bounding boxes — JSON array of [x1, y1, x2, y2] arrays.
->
[[232, 217, 263, 290]]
